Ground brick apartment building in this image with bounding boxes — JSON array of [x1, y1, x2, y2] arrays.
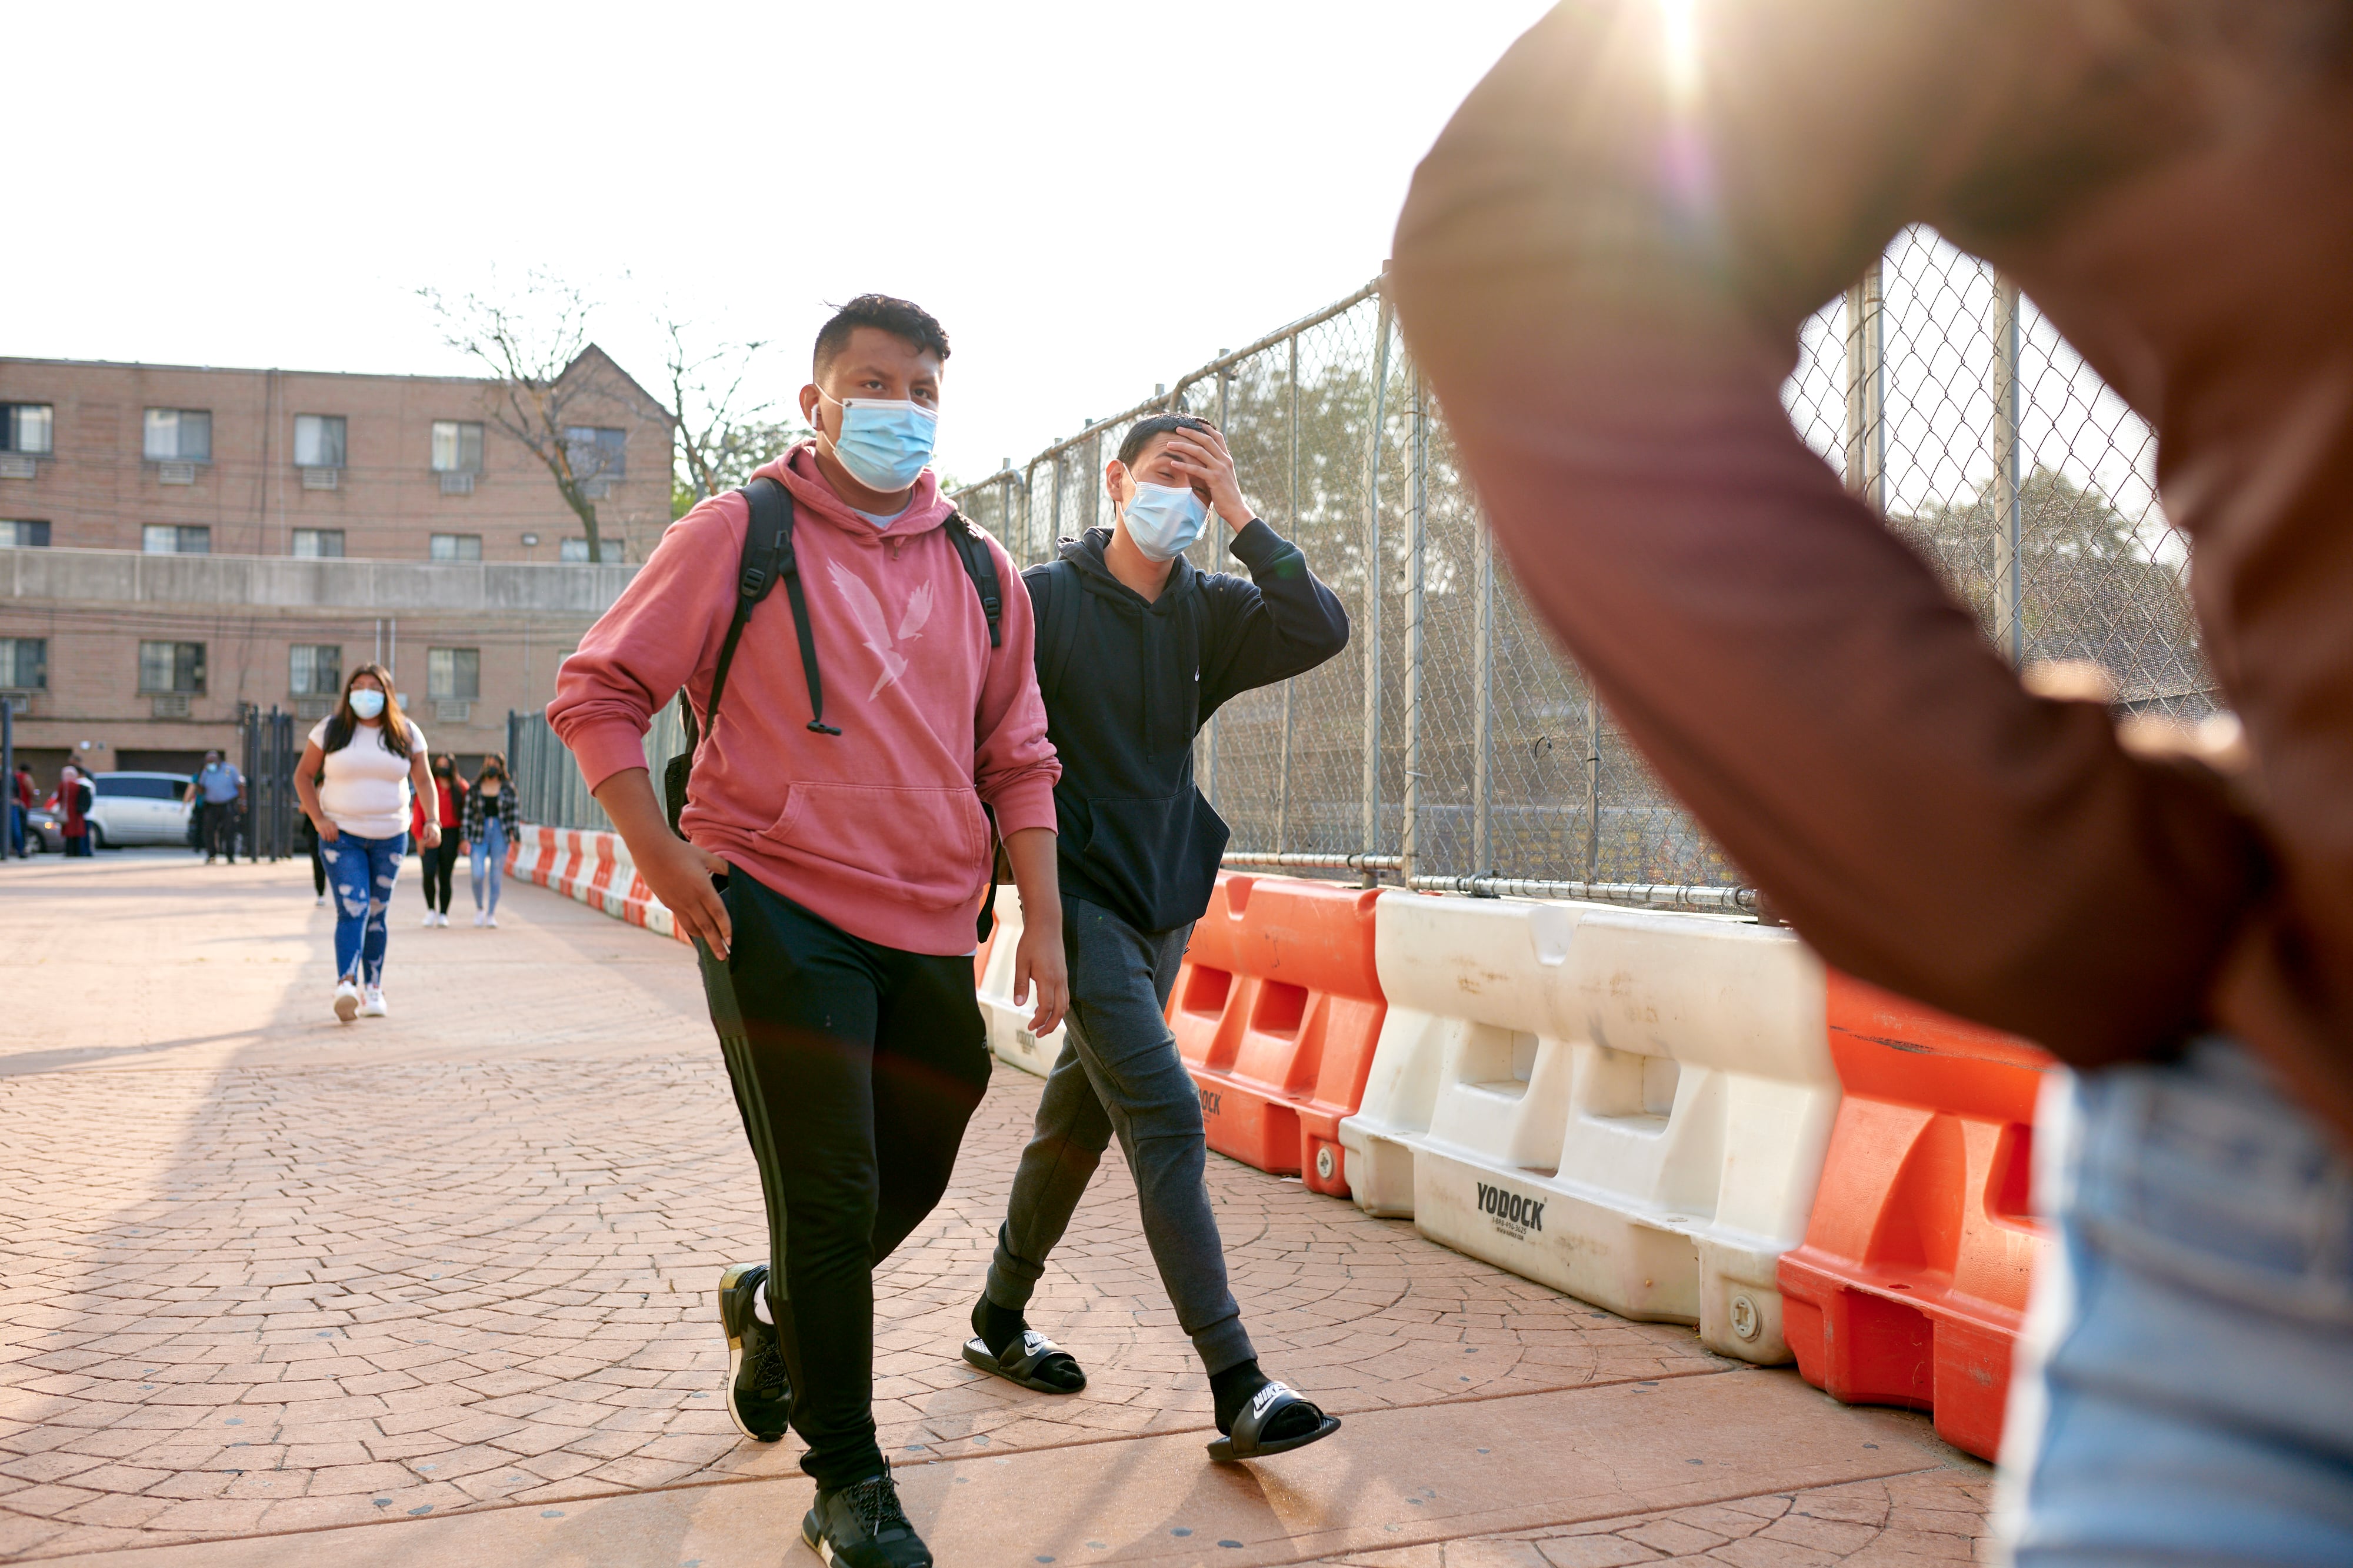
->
[[0, 350, 673, 789]]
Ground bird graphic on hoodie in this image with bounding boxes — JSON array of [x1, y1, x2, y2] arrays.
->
[[829, 561, 934, 699]]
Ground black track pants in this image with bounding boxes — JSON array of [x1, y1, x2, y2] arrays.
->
[[697, 869, 991, 1490]]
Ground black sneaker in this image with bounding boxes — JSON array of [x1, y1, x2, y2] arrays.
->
[[802, 1472, 931, 1567], [716, 1262, 790, 1442]]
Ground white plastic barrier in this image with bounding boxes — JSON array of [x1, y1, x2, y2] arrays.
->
[[508, 826, 684, 941], [1338, 894, 1835, 1364], [978, 886, 1064, 1078]]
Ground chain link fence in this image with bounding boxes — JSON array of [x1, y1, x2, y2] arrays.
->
[[512, 228, 2207, 911], [961, 226, 2206, 909]]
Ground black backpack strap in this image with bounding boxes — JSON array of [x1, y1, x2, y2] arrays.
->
[[666, 476, 834, 833], [1028, 559, 1084, 710], [945, 512, 1004, 649]]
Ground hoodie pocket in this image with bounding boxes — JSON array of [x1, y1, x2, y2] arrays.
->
[[1081, 789, 1230, 932], [757, 782, 989, 913]]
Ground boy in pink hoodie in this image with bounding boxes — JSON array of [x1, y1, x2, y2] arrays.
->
[[550, 295, 1064, 1568]]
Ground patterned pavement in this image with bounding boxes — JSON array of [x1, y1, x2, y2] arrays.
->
[[0, 854, 1991, 1564]]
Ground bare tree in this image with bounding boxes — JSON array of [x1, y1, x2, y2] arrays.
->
[[421, 271, 666, 563], [665, 321, 811, 508]]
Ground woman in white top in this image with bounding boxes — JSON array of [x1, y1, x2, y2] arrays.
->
[[294, 664, 439, 1022]]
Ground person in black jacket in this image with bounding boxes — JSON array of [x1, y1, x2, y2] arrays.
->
[[962, 413, 1350, 1462]]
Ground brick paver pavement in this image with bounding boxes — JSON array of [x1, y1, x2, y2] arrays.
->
[[0, 854, 1992, 1564]]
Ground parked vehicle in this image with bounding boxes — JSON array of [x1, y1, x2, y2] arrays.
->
[[35, 772, 195, 850]]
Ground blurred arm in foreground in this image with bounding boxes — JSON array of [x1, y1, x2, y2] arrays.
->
[[1391, 0, 2353, 1140]]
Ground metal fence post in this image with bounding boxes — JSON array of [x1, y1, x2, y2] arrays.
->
[[1472, 510, 1493, 877], [1202, 361, 1234, 813], [1399, 364, 1427, 888], [1584, 688, 1601, 883], [1845, 257, 1885, 512], [1049, 453, 1064, 554], [1278, 331, 1299, 856], [1359, 285, 1393, 885], [1992, 276, 2025, 666]]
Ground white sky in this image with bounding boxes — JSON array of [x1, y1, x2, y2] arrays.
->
[[9, 0, 1556, 487]]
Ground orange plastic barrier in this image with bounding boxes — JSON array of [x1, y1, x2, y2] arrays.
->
[[1777, 972, 2057, 1460], [1166, 873, 1385, 1197]]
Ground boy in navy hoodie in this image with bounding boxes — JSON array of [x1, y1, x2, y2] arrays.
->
[[961, 413, 1351, 1463]]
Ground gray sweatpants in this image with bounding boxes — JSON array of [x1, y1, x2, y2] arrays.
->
[[985, 896, 1256, 1374]]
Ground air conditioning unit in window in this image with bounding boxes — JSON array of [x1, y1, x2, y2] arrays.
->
[[0, 456, 34, 481], [158, 462, 196, 485], [295, 697, 333, 721], [152, 693, 192, 719], [301, 466, 339, 491], [1, 692, 30, 716], [439, 470, 475, 496], [434, 700, 472, 724]]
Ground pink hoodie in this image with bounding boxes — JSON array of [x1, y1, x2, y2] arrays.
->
[[549, 444, 1059, 956]]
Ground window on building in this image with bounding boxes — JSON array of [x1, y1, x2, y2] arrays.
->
[[0, 521, 51, 548], [564, 426, 626, 482], [0, 638, 46, 689], [427, 647, 480, 702], [431, 420, 484, 472], [142, 524, 211, 555], [558, 537, 622, 563], [289, 643, 341, 696], [291, 528, 344, 558], [2, 405, 54, 455], [142, 409, 212, 462], [138, 640, 205, 695], [294, 414, 346, 469], [429, 533, 482, 563]]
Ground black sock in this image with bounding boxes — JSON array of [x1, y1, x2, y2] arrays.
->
[[1209, 1358, 1322, 1440], [1209, 1360, 1268, 1435], [972, 1295, 1026, 1359]]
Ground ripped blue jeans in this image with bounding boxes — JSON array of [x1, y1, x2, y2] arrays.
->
[[321, 830, 405, 986]]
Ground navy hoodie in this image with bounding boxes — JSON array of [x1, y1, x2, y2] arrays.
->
[[1024, 520, 1349, 933]]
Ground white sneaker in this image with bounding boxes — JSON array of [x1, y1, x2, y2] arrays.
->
[[359, 986, 388, 1018], [485, 914, 498, 929], [334, 980, 361, 1023], [421, 911, 438, 928], [315, 893, 328, 908], [472, 910, 487, 928]]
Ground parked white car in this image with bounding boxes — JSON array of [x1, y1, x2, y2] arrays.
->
[[58, 772, 196, 849]]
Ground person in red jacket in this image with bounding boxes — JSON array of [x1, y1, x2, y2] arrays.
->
[[55, 764, 92, 857], [411, 754, 466, 927], [550, 295, 1065, 1568]]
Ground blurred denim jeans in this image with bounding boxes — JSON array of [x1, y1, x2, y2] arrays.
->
[[1999, 1038, 2353, 1565]]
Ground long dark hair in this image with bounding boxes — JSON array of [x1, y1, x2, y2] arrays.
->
[[321, 662, 414, 760], [475, 752, 508, 788]]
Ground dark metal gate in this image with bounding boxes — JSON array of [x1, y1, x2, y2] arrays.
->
[[235, 704, 299, 862]]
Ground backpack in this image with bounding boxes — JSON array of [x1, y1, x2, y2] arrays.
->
[[662, 475, 1006, 931], [1023, 552, 1207, 718]]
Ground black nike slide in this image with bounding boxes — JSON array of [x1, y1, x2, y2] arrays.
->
[[961, 1330, 1087, 1394], [1207, 1382, 1341, 1463]]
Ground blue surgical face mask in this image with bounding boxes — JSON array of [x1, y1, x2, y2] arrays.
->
[[1121, 481, 1209, 562], [349, 689, 386, 720], [823, 395, 938, 494]]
